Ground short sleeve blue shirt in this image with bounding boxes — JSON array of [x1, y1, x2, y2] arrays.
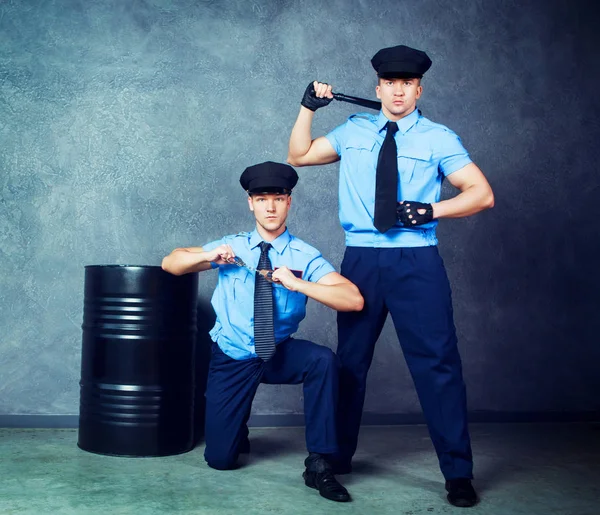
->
[[326, 108, 472, 247], [202, 228, 336, 360]]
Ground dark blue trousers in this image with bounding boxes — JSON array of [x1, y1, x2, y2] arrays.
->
[[204, 338, 340, 470], [337, 246, 473, 480]]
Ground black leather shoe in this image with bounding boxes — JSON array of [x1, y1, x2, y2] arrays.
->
[[330, 460, 352, 475], [303, 453, 351, 502], [446, 478, 478, 507]]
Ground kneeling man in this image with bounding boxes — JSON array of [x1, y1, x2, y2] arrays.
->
[[162, 161, 363, 502]]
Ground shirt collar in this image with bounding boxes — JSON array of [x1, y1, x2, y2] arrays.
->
[[249, 228, 291, 254], [377, 108, 421, 134]]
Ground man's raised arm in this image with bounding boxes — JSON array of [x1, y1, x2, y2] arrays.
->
[[287, 81, 340, 167]]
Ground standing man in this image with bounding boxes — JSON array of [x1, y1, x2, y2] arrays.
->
[[287, 45, 494, 508], [162, 161, 363, 503]]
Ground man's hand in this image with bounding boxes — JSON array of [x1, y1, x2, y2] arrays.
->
[[301, 81, 333, 111], [205, 244, 236, 265], [271, 266, 302, 291], [397, 201, 434, 226]]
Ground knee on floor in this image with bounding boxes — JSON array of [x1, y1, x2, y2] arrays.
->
[[205, 452, 239, 471]]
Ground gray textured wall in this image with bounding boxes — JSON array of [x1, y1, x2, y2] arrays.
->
[[1, 0, 599, 418]]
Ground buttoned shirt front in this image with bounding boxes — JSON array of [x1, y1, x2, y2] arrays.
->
[[326, 108, 472, 248], [202, 229, 336, 360]]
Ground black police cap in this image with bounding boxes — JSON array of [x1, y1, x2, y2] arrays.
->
[[371, 45, 432, 79], [239, 161, 299, 194]]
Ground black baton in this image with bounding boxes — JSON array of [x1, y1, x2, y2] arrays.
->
[[332, 92, 381, 111], [310, 86, 381, 111]]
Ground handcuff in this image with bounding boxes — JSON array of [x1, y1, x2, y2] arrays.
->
[[224, 256, 275, 282]]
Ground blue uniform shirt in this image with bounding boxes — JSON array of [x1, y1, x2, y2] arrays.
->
[[326, 108, 472, 248], [202, 228, 336, 360]]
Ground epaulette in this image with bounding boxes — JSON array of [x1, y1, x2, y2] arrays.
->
[[418, 115, 454, 134], [222, 232, 251, 243], [289, 236, 320, 257], [348, 112, 375, 122]]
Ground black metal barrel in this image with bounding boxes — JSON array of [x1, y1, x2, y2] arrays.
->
[[78, 265, 198, 456]]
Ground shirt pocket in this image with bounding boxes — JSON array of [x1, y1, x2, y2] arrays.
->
[[273, 285, 306, 314], [231, 272, 252, 304], [227, 274, 252, 331], [344, 138, 377, 154], [397, 147, 432, 183]]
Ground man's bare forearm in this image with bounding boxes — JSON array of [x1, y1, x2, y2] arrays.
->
[[293, 280, 364, 312], [432, 183, 495, 219], [161, 249, 213, 276]]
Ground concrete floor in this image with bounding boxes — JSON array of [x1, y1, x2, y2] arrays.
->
[[1, 423, 599, 515]]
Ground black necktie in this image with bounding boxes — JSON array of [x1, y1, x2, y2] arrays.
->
[[374, 121, 399, 233], [253, 242, 275, 361]]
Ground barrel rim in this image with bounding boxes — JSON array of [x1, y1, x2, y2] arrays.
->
[[85, 265, 162, 269]]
